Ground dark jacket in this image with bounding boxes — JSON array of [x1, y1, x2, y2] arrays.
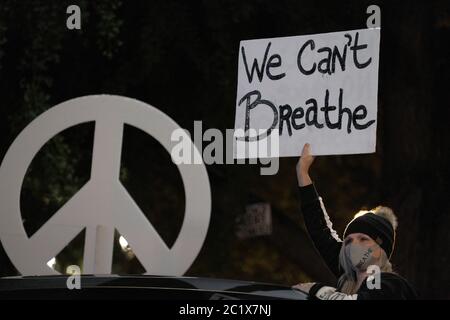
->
[[299, 183, 418, 300]]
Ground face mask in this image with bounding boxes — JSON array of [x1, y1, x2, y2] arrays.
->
[[345, 243, 378, 271]]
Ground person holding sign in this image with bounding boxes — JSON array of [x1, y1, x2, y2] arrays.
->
[[292, 144, 417, 300]]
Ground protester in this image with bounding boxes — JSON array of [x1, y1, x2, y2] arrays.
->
[[292, 143, 417, 300]]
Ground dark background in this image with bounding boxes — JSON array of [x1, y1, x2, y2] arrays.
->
[[0, 0, 449, 299]]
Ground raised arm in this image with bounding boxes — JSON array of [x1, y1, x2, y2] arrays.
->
[[296, 143, 342, 277]]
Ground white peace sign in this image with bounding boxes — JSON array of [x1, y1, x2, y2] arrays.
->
[[0, 95, 211, 276]]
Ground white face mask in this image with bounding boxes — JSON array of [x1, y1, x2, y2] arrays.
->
[[345, 243, 378, 271]]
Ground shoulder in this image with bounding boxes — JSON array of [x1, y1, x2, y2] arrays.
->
[[359, 272, 418, 299], [380, 272, 414, 287]]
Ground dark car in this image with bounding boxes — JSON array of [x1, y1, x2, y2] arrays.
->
[[0, 275, 309, 300]]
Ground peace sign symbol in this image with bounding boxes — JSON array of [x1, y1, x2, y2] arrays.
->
[[0, 95, 211, 276]]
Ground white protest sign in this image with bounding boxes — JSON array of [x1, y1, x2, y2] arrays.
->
[[234, 28, 380, 158]]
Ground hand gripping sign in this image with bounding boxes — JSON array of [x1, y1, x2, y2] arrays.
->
[[0, 95, 211, 276]]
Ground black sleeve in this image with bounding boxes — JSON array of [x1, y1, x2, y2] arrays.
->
[[356, 284, 401, 300], [356, 273, 418, 300], [308, 273, 418, 300], [299, 183, 342, 277]]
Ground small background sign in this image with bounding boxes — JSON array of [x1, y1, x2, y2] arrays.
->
[[236, 202, 272, 239]]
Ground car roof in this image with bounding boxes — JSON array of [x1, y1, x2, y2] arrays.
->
[[0, 275, 308, 300]]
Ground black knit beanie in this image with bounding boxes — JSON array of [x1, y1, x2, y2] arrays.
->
[[343, 212, 395, 258]]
